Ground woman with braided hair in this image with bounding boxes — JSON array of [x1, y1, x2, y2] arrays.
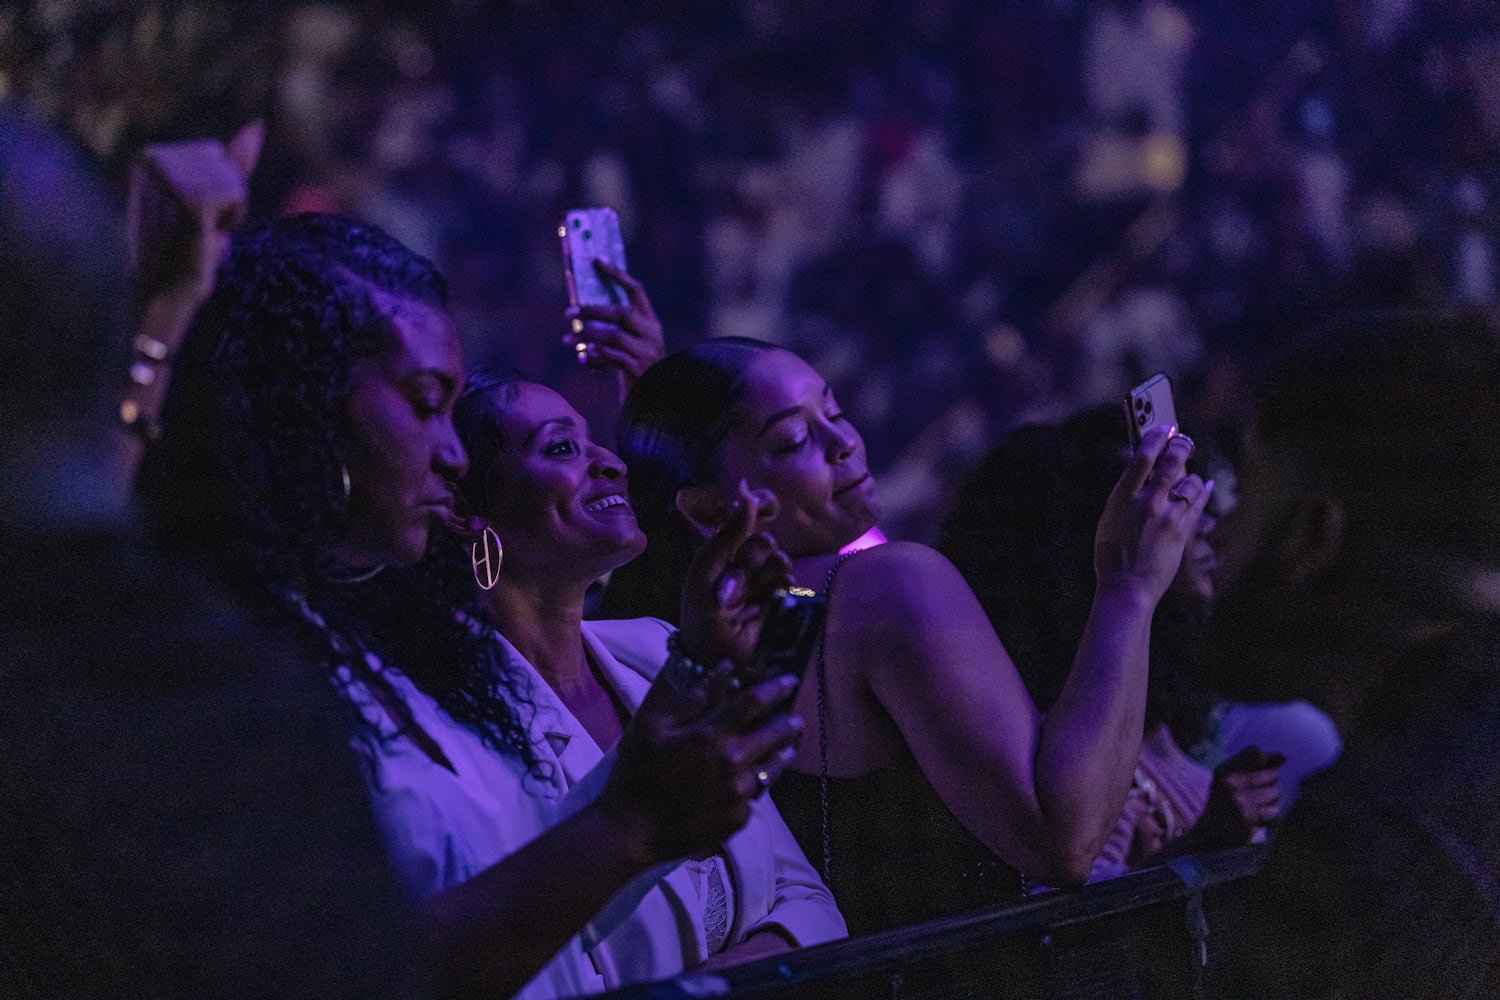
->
[[139, 214, 809, 998]]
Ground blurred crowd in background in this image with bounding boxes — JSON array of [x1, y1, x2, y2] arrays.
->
[[5, 0, 1497, 538]]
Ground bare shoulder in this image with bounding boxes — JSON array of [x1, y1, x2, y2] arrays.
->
[[830, 542, 980, 645], [834, 542, 970, 609]]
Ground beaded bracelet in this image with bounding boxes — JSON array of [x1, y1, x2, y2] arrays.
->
[[663, 630, 710, 690], [117, 333, 171, 442]]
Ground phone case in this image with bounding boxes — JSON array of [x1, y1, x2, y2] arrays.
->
[[1124, 373, 1177, 449], [735, 590, 828, 691], [559, 207, 628, 309]]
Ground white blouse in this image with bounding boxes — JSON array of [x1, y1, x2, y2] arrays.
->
[[340, 616, 845, 999]]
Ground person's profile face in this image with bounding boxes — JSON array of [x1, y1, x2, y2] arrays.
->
[[336, 298, 467, 570], [476, 382, 646, 580], [703, 349, 880, 558], [1210, 427, 1287, 595], [1170, 509, 1219, 608]]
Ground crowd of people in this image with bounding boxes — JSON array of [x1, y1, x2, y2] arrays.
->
[[3, 2, 1499, 998], [8, 0, 1500, 539]]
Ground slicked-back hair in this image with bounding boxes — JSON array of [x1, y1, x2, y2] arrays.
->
[[601, 337, 779, 622]]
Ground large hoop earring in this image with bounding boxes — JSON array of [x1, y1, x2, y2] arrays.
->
[[472, 526, 503, 591]]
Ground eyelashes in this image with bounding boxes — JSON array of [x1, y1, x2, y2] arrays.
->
[[774, 411, 847, 455]]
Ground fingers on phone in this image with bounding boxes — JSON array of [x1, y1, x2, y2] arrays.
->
[[592, 257, 633, 286], [569, 303, 629, 327], [744, 546, 792, 601], [1116, 425, 1172, 495], [593, 259, 655, 310], [728, 712, 803, 781], [722, 675, 800, 730], [576, 341, 647, 377]]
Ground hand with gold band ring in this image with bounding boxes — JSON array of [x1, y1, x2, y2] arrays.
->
[[1167, 475, 1202, 505]]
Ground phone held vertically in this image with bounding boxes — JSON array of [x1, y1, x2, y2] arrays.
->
[[1123, 372, 1178, 450], [732, 588, 828, 694], [559, 207, 627, 365]]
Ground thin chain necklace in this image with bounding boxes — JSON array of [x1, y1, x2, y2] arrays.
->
[[816, 552, 855, 886]]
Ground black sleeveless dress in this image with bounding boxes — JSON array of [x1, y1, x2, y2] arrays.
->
[[771, 550, 1021, 935], [771, 761, 1022, 936]]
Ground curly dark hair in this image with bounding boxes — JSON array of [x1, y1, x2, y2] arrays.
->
[[138, 213, 540, 772], [601, 337, 779, 623], [937, 404, 1215, 748]]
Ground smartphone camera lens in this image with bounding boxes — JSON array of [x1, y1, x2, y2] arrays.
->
[[1135, 398, 1145, 411], [1138, 413, 1148, 426]]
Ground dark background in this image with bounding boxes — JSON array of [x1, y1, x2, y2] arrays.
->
[[6, 0, 1494, 538]]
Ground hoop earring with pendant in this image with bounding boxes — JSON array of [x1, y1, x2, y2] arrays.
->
[[472, 526, 503, 591]]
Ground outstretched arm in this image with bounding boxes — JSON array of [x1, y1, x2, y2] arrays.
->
[[846, 427, 1206, 886]]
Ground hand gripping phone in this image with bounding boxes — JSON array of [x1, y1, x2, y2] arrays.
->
[[559, 206, 628, 364], [731, 588, 828, 693], [1123, 372, 1178, 450]]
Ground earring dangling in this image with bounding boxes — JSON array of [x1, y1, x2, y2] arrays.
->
[[340, 464, 352, 503], [472, 525, 503, 591]]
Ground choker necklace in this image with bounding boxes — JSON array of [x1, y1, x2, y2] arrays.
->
[[325, 564, 387, 585]]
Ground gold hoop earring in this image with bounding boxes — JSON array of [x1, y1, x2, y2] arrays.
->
[[472, 526, 503, 591]]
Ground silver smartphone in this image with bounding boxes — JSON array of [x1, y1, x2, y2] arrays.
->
[[1123, 372, 1178, 449]]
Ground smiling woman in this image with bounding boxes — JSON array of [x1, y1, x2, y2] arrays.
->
[[136, 217, 841, 998], [423, 370, 847, 980], [611, 337, 1210, 935]]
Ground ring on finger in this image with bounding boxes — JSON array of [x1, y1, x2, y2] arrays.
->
[[1167, 481, 1196, 504], [1169, 433, 1196, 458]]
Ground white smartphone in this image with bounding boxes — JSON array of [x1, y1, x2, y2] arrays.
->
[[559, 207, 628, 365], [560, 207, 628, 307]]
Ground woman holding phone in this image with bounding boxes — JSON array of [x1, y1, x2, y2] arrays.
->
[[138, 215, 822, 997], [443, 369, 846, 972], [606, 337, 1209, 934]]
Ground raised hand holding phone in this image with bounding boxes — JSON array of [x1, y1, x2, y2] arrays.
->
[[1123, 372, 1179, 451], [559, 207, 665, 395]]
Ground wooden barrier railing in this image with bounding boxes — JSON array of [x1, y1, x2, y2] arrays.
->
[[595, 845, 1267, 1000]]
